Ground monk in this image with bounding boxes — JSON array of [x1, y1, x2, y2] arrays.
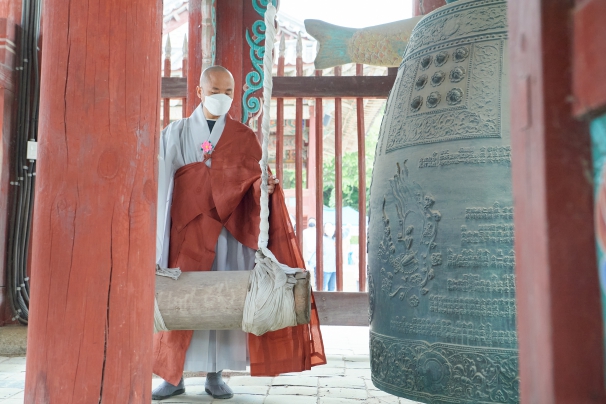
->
[[152, 66, 326, 400]]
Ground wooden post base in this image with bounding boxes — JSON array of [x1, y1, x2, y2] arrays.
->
[[155, 271, 311, 331]]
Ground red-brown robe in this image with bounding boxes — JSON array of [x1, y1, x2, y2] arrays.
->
[[152, 116, 326, 384]]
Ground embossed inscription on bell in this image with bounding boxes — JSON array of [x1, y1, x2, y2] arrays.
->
[[368, 0, 518, 403]]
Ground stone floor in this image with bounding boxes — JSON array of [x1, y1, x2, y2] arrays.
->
[[0, 326, 421, 403]]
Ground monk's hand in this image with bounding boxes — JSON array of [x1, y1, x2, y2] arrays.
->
[[267, 175, 279, 195]]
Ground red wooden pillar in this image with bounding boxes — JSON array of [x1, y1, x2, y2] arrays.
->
[[215, 0, 245, 123], [334, 65, 343, 292], [163, 35, 172, 128], [0, 1, 21, 324], [187, 0, 202, 115], [188, 0, 218, 117], [509, 0, 606, 402], [24, 0, 160, 402], [413, 0, 445, 15]]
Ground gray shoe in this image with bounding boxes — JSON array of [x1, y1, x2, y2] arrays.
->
[[205, 370, 233, 399], [152, 378, 185, 400]]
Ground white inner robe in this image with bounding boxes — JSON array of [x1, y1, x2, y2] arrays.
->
[[157, 105, 254, 372]]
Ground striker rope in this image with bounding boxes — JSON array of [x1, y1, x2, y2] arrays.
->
[[241, 3, 304, 336]]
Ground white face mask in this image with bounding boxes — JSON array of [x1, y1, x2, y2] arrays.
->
[[203, 93, 233, 116]]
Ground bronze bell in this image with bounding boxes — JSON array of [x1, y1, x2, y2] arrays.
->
[[368, 0, 518, 402]]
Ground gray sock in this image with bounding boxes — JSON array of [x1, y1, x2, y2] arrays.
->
[[205, 370, 234, 399], [152, 378, 185, 400]]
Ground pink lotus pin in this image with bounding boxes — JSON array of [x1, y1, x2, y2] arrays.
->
[[201, 140, 213, 154]]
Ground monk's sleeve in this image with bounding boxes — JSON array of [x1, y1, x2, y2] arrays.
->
[[156, 122, 183, 267]]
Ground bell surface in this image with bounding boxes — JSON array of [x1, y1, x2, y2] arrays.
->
[[368, 0, 518, 402]]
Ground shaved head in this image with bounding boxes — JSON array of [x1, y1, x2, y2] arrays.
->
[[196, 65, 235, 119], [200, 65, 234, 87]]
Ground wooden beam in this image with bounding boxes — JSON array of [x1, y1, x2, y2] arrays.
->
[[162, 77, 187, 99], [272, 76, 395, 99], [24, 0, 160, 401], [314, 292, 369, 326], [163, 75, 398, 99], [509, 0, 606, 402]]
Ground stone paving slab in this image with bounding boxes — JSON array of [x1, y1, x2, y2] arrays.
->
[[228, 376, 274, 387], [318, 376, 366, 390], [319, 398, 368, 404], [271, 375, 319, 387], [0, 326, 424, 404], [343, 368, 372, 378], [268, 385, 319, 396], [230, 385, 269, 396], [0, 389, 21, 400], [264, 395, 317, 404], [319, 387, 368, 400], [344, 361, 370, 369]]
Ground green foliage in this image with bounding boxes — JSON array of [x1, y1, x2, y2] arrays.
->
[[282, 169, 306, 189], [323, 115, 381, 210], [280, 107, 383, 213]]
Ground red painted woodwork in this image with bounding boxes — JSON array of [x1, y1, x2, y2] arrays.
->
[[334, 66, 343, 292], [161, 77, 187, 98], [163, 51, 171, 127], [165, 75, 397, 99], [413, 0, 445, 16], [272, 76, 396, 99], [276, 51, 284, 183], [24, 0, 160, 402], [355, 64, 366, 292], [509, 0, 606, 402], [295, 53, 303, 250], [0, 19, 16, 93], [0, 16, 18, 325], [307, 103, 317, 221], [186, 0, 202, 115], [0, 0, 21, 28], [215, 0, 244, 123], [572, 0, 606, 117], [315, 70, 324, 291], [0, 86, 16, 325]]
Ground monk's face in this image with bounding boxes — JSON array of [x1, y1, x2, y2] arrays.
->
[[196, 71, 234, 103]]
